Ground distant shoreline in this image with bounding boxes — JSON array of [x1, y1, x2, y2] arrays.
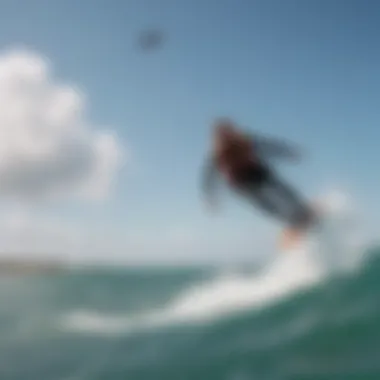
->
[[0, 258, 66, 275]]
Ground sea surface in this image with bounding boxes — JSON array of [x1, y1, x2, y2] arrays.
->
[[0, 245, 379, 380]]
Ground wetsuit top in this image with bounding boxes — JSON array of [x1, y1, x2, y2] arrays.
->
[[214, 136, 261, 184]]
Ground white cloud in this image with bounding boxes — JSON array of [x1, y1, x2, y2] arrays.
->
[[0, 48, 124, 203]]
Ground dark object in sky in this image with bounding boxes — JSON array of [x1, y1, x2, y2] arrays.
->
[[137, 29, 164, 51]]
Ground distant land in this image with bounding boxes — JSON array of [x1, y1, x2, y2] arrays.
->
[[0, 257, 66, 275]]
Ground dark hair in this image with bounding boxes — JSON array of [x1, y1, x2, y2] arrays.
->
[[213, 117, 236, 132]]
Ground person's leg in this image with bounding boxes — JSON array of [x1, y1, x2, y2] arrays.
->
[[264, 174, 315, 227], [237, 181, 291, 223]]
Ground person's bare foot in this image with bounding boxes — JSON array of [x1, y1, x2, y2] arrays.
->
[[279, 227, 304, 250]]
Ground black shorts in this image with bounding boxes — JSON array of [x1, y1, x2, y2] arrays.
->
[[234, 164, 271, 187], [234, 166, 314, 228]]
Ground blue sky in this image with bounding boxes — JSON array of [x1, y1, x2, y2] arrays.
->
[[0, 0, 378, 262]]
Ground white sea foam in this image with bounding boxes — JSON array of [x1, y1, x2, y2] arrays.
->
[[61, 191, 363, 335]]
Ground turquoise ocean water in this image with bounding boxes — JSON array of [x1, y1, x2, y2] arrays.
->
[[0, 245, 379, 380]]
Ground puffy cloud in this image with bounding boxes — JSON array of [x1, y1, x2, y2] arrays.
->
[[0, 48, 124, 203]]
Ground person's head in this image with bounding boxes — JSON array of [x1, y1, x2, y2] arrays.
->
[[212, 118, 237, 142]]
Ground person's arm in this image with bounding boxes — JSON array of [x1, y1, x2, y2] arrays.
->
[[201, 154, 220, 210], [245, 131, 302, 161]]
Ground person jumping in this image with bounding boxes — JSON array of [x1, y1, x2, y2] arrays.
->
[[201, 118, 318, 248]]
